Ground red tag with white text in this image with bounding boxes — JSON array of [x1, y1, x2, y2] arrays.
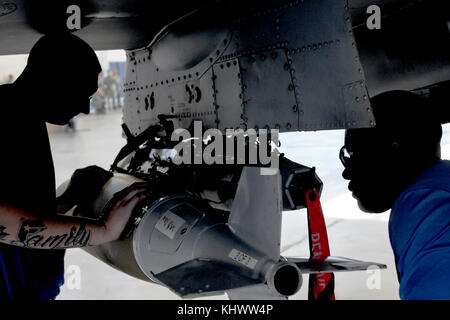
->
[[305, 189, 335, 300]]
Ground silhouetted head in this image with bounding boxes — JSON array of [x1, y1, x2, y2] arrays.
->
[[16, 33, 101, 125], [341, 91, 442, 213]]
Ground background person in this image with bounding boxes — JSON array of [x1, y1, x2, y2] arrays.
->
[[103, 70, 115, 110], [112, 69, 123, 109]]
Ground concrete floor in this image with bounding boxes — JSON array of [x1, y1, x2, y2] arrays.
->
[[48, 110, 432, 300]]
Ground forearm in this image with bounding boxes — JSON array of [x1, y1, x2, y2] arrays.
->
[[0, 204, 115, 249]]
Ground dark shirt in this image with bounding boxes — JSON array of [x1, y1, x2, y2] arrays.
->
[[0, 84, 64, 300]]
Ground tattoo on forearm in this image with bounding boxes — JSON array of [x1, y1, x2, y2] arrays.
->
[[10, 219, 91, 249]]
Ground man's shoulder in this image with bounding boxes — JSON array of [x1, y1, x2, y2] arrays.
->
[[404, 160, 450, 194], [390, 160, 450, 251], [393, 160, 450, 217], [390, 161, 450, 299]]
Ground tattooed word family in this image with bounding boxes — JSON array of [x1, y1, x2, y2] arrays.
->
[[9, 219, 91, 249]]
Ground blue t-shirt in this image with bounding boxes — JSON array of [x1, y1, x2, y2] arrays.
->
[[389, 160, 450, 300]]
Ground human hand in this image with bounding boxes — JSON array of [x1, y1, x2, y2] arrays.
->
[[102, 182, 151, 241]]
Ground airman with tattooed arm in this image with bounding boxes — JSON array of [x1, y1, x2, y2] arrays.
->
[[0, 33, 149, 300]]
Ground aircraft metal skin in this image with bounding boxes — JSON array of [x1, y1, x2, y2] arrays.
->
[[1, 0, 448, 127], [118, 0, 449, 136], [123, 0, 374, 135]]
